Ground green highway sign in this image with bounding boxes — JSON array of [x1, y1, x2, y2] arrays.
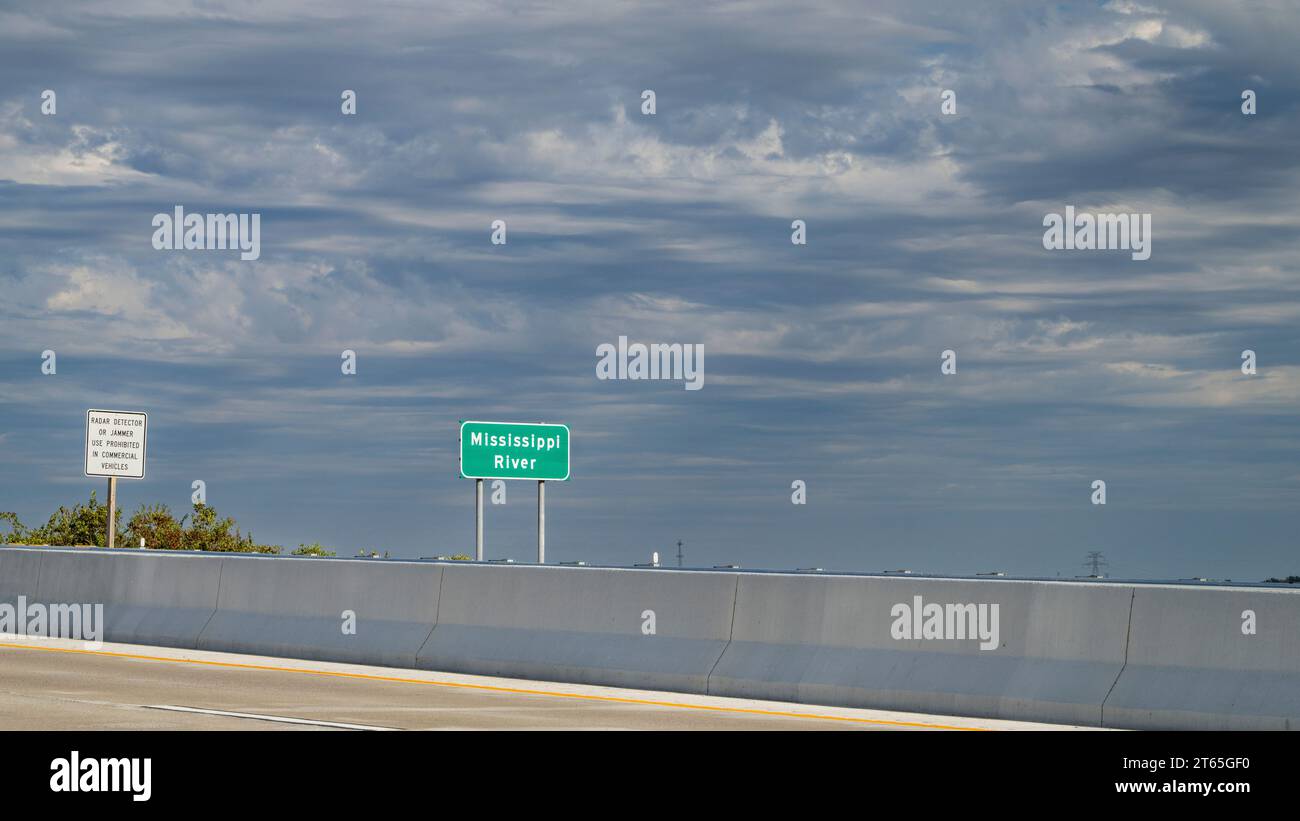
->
[[459, 420, 570, 481]]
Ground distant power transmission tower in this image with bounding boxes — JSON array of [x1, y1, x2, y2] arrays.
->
[[676, 540, 684, 568], [1084, 551, 1109, 577]]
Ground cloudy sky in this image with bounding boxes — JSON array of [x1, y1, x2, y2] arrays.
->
[[1, 0, 1298, 579]]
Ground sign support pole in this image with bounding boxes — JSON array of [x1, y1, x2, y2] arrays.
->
[[106, 476, 117, 549], [475, 478, 484, 561], [537, 480, 545, 564]]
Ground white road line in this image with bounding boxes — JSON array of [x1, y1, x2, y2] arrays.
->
[[144, 704, 399, 731]]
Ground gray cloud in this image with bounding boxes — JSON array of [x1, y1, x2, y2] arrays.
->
[[1, 0, 1298, 579]]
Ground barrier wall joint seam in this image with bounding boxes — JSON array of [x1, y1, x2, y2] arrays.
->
[[194, 557, 226, 650], [1099, 587, 1135, 728], [705, 574, 740, 696], [413, 564, 446, 662]]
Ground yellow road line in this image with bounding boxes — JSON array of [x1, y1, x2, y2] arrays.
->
[[0, 641, 985, 731]]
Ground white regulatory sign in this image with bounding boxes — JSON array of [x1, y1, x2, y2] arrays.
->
[[84, 409, 148, 479]]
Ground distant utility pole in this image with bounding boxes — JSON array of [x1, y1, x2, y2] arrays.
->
[[1084, 551, 1109, 577], [676, 540, 684, 568]]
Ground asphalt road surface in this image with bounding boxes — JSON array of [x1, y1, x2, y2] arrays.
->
[[0, 638, 1091, 731]]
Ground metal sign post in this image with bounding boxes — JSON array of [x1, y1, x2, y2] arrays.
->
[[537, 480, 545, 564], [106, 477, 117, 549], [475, 478, 484, 561]]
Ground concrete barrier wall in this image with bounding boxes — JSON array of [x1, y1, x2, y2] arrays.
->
[[416, 564, 736, 693], [707, 574, 1134, 726], [197, 555, 442, 668], [1103, 585, 1300, 730], [0, 548, 42, 611], [4, 546, 1300, 729], [34, 548, 223, 646]]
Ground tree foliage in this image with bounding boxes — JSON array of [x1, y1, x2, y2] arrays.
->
[[122, 503, 185, 550], [172, 503, 279, 553], [0, 493, 279, 553], [2, 494, 408, 557], [292, 542, 336, 557], [0, 492, 120, 547]]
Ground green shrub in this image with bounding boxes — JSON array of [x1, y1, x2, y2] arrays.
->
[[292, 542, 336, 557], [1, 492, 120, 546]]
